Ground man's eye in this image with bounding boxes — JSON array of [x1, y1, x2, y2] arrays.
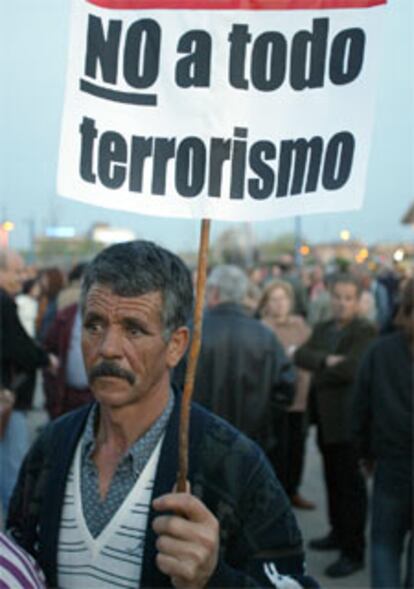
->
[[84, 321, 102, 334], [127, 325, 142, 336]]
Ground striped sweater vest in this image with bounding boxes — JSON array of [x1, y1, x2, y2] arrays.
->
[[57, 438, 162, 589]]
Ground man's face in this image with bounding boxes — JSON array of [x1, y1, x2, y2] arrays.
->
[[331, 282, 360, 325], [82, 285, 187, 410], [0, 252, 25, 296]]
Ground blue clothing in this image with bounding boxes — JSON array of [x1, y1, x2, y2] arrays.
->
[[0, 410, 29, 515], [81, 392, 174, 537], [65, 307, 88, 389], [37, 299, 58, 344], [370, 458, 413, 588]]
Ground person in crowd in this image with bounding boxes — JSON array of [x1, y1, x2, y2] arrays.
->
[[0, 249, 57, 515], [274, 256, 309, 318], [14, 278, 42, 410], [299, 267, 312, 298], [358, 269, 391, 333], [57, 262, 88, 311], [243, 279, 262, 316], [308, 266, 326, 303], [307, 271, 333, 327], [247, 265, 267, 289], [0, 531, 46, 589], [358, 289, 377, 325], [258, 279, 314, 510], [376, 264, 402, 330], [35, 267, 65, 343], [43, 301, 94, 419], [191, 264, 295, 458], [16, 278, 40, 337], [294, 274, 376, 578], [43, 264, 92, 419], [8, 241, 317, 589], [353, 278, 413, 588]]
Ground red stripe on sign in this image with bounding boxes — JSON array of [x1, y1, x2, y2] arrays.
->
[[86, 0, 386, 10]]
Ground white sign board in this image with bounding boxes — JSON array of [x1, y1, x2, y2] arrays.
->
[[58, 0, 387, 221]]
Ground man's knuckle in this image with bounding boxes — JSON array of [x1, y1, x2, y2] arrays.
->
[[210, 517, 219, 536], [155, 536, 167, 552], [168, 517, 182, 536], [185, 561, 197, 581], [155, 552, 169, 573]]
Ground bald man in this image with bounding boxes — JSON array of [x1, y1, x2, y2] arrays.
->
[[0, 248, 57, 514]]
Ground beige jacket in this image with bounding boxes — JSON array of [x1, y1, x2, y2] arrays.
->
[[263, 315, 311, 412]]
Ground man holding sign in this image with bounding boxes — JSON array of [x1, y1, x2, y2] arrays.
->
[[8, 0, 389, 585], [8, 240, 316, 588]]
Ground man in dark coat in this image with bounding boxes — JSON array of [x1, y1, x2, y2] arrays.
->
[[353, 278, 413, 588], [192, 264, 295, 457], [295, 274, 376, 578]]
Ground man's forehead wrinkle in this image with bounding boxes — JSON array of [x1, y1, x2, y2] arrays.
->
[[85, 285, 163, 322]]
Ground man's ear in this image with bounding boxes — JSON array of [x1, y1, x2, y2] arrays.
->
[[206, 285, 220, 309], [166, 326, 190, 368]]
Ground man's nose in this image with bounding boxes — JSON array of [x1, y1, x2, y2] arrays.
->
[[99, 327, 123, 358]]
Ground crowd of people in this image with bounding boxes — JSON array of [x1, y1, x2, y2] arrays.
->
[[0, 241, 412, 588]]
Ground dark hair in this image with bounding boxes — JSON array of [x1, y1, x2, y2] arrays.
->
[[41, 267, 65, 299], [22, 278, 36, 295], [394, 278, 414, 328], [68, 262, 88, 283], [331, 273, 362, 296], [80, 240, 193, 340]]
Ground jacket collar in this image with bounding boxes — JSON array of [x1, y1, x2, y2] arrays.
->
[[207, 302, 248, 317], [39, 404, 92, 586], [140, 389, 205, 587], [0, 287, 15, 304]]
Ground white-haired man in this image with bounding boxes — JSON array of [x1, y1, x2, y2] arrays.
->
[[192, 264, 295, 458]]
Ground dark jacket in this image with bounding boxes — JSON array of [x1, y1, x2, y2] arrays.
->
[[43, 303, 92, 419], [353, 330, 413, 461], [294, 318, 376, 444], [192, 303, 295, 454], [7, 395, 317, 589], [0, 288, 49, 409]]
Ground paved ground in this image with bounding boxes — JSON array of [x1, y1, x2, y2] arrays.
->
[[294, 429, 370, 589], [26, 382, 371, 588]]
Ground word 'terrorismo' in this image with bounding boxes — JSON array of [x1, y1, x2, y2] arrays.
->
[[79, 117, 355, 199]]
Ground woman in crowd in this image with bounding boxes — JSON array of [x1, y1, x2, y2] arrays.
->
[[258, 279, 315, 510], [35, 267, 65, 343]]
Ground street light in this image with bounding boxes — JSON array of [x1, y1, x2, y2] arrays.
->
[[355, 247, 369, 264], [0, 220, 15, 248], [340, 229, 351, 242], [2, 221, 15, 232], [393, 248, 405, 263]]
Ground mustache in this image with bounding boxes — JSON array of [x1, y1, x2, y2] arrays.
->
[[88, 361, 136, 386]]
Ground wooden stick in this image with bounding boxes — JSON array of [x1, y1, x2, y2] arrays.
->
[[177, 218, 211, 492]]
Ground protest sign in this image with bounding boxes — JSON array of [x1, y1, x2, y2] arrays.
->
[[58, 0, 387, 221]]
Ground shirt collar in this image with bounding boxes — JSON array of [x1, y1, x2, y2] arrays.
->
[[81, 389, 175, 476]]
